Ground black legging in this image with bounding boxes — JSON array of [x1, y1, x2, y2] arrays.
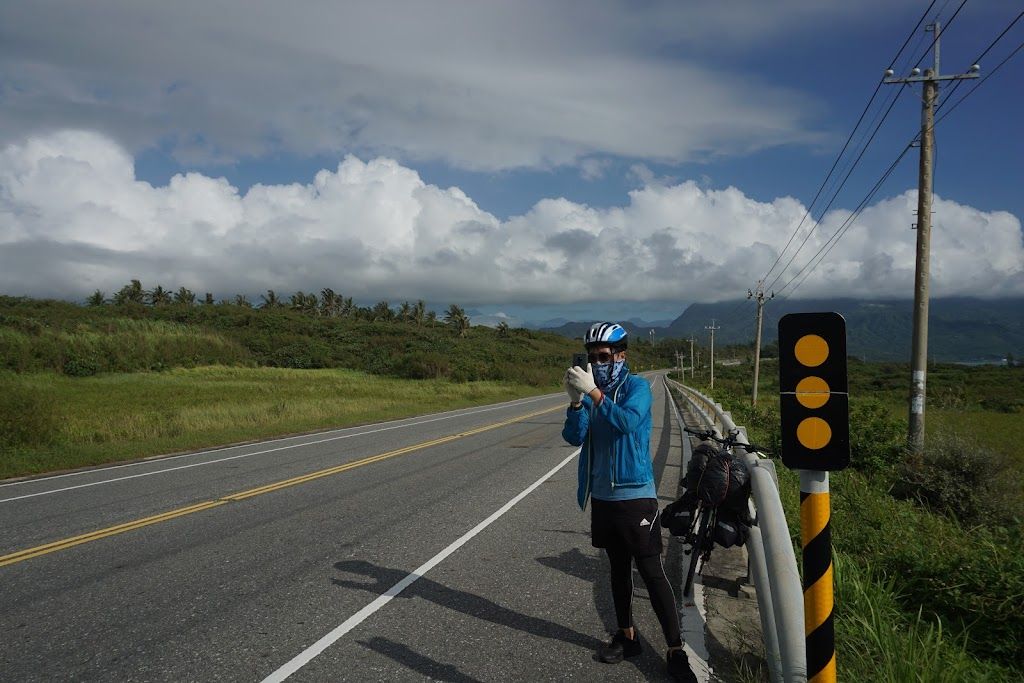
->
[[606, 547, 682, 647]]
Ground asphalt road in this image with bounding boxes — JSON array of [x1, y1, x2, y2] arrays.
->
[[1, 372, 704, 682]]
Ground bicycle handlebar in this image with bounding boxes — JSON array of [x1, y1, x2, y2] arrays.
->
[[683, 425, 771, 455]]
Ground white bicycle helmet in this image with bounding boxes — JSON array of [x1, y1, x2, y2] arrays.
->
[[583, 322, 628, 349]]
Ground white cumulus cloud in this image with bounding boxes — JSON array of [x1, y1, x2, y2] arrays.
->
[[1, 131, 1021, 306]]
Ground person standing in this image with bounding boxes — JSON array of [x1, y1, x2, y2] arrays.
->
[[562, 322, 697, 682]]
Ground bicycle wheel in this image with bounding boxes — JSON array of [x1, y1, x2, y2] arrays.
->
[[683, 507, 711, 597]]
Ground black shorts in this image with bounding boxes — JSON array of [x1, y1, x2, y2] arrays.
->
[[590, 497, 663, 557]]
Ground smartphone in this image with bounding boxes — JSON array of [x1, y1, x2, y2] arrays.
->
[[572, 352, 587, 369]]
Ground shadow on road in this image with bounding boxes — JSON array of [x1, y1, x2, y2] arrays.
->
[[357, 636, 483, 683], [331, 559, 603, 651]]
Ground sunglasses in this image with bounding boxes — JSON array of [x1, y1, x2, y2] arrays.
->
[[588, 351, 616, 364]]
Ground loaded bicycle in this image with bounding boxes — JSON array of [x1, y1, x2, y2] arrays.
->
[[665, 426, 769, 597]]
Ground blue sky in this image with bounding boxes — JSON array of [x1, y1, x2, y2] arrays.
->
[[1, 1, 1021, 326]]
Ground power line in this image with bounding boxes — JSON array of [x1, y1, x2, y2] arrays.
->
[[768, 3, 982, 300], [763, 84, 908, 293], [778, 144, 915, 299], [776, 23, 1022, 302], [763, 1, 975, 295], [935, 10, 1023, 113], [935, 39, 1023, 126], [912, 0, 968, 69], [756, 0, 939, 288]]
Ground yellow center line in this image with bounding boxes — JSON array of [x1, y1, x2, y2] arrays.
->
[[1, 405, 560, 568]]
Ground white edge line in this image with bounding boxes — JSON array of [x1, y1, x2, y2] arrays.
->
[[260, 447, 581, 683], [0, 393, 552, 490], [681, 578, 712, 682], [0, 395, 556, 503]]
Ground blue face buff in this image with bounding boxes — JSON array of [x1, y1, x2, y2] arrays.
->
[[593, 359, 626, 392]]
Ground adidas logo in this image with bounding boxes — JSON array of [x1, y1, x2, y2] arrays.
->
[[639, 518, 651, 527]]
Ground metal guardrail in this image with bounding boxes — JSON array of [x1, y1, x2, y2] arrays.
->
[[662, 376, 807, 683]]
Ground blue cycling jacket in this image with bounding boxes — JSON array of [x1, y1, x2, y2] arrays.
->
[[561, 371, 653, 510]]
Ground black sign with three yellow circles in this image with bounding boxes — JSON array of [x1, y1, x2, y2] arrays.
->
[[778, 312, 850, 471]]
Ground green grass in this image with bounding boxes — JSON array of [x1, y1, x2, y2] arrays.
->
[[0, 366, 553, 480], [929, 410, 1024, 465], [831, 552, 1015, 682]]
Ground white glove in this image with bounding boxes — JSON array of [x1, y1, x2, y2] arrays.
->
[[564, 372, 584, 404], [567, 363, 597, 396]]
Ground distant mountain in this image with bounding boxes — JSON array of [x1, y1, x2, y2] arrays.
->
[[532, 317, 571, 329], [538, 297, 1024, 362], [627, 317, 673, 328], [539, 319, 658, 343]]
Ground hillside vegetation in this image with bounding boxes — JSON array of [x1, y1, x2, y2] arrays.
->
[[0, 290, 670, 478], [0, 292, 614, 384]]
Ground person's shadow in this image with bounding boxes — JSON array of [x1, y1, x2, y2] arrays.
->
[[332, 559, 603, 651], [357, 636, 483, 682]]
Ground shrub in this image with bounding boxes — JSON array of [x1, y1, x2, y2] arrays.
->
[[848, 397, 905, 473], [268, 341, 331, 369], [392, 352, 450, 380], [894, 432, 1024, 527], [979, 396, 1024, 413], [62, 353, 101, 377]]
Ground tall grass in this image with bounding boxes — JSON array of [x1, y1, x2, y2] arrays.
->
[[833, 553, 1014, 682], [0, 319, 253, 374], [0, 366, 551, 479]]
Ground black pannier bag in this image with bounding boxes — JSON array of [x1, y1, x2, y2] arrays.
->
[[665, 441, 754, 545]]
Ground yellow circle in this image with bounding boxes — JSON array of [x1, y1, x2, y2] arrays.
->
[[795, 334, 829, 367], [796, 376, 830, 409], [797, 417, 832, 450]]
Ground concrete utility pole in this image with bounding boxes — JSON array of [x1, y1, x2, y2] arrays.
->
[[688, 336, 695, 380], [705, 319, 720, 390], [748, 282, 774, 407], [885, 22, 979, 454]]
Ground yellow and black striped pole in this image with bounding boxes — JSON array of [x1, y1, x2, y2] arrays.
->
[[800, 470, 835, 682]]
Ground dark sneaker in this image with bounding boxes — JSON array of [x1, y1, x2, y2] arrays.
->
[[667, 648, 698, 682], [597, 629, 642, 663]]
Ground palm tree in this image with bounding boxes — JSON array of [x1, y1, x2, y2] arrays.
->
[[173, 287, 196, 306], [113, 279, 145, 305], [260, 289, 283, 308], [320, 288, 339, 317], [148, 285, 172, 306], [444, 304, 470, 337], [203, 292, 215, 306], [398, 301, 412, 322], [290, 291, 307, 311], [426, 310, 437, 323], [371, 300, 394, 322], [303, 292, 319, 315], [86, 290, 106, 306], [234, 294, 252, 308], [413, 300, 426, 326], [496, 321, 510, 337]]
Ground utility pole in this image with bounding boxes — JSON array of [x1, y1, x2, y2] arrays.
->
[[748, 282, 774, 407], [688, 336, 695, 380], [885, 22, 979, 455], [705, 319, 720, 390]]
